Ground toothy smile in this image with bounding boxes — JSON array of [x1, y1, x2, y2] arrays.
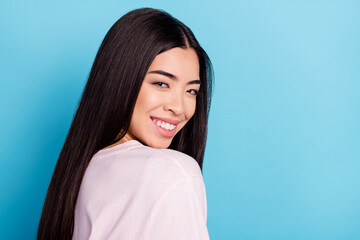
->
[[152, 119, 176, 131]]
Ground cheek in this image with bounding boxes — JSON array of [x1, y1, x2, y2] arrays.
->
[[185, 99, 197, 119], [133, 85, 163, 119], [178, 103, 195, 132]]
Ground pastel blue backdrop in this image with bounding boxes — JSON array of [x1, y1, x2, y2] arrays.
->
[[1, 0, 359, 239]]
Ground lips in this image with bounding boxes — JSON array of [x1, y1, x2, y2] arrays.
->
[[150, 116, 181, 138], [150, 116, 181, 125]]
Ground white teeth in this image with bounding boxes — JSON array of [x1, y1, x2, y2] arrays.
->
[[152, 119, 176, 131]]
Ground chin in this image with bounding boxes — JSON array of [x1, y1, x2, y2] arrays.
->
[[144, 138, 172, 149]]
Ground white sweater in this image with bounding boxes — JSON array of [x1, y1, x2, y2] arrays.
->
[[72, 140, 209, 240]]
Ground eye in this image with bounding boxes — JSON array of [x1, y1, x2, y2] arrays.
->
[[153, 82, 169, 88], [187, 89, 199, 96]]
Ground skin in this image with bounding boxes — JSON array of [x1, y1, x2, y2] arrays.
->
[[105, 47, 200, 149]]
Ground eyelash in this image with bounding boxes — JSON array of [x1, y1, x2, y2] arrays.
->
[[154, 82, 168, 88], [188, 89, 199, 96], [153, 82, 199, 96]]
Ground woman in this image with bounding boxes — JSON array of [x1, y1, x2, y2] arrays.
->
[[37, 7, 213, 239]]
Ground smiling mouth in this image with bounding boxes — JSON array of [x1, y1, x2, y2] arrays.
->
[[151, 117, 177, 131]]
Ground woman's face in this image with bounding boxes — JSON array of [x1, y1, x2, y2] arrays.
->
[[124, 47, 200, 148]]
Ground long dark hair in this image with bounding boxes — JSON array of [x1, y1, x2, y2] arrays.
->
[[37, 7, 213, 239]]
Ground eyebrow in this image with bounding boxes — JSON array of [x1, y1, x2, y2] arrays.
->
[[148, 70, 201, 85]]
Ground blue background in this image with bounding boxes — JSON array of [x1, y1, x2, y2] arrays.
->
[[1, 0, 359, 239]]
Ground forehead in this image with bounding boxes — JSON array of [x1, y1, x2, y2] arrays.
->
[[147, 47, 200, 80]]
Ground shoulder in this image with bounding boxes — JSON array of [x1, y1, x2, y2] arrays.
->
[[74, 141, 208, 239], [79, 140, 202, 203], [88, 140, 202, 180], [156, 148, 202, 177]]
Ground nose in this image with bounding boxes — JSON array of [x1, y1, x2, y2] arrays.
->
[[163, 91, 185, 116]]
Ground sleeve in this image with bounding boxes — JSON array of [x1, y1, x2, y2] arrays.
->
[[143, 176, 210, 240]]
